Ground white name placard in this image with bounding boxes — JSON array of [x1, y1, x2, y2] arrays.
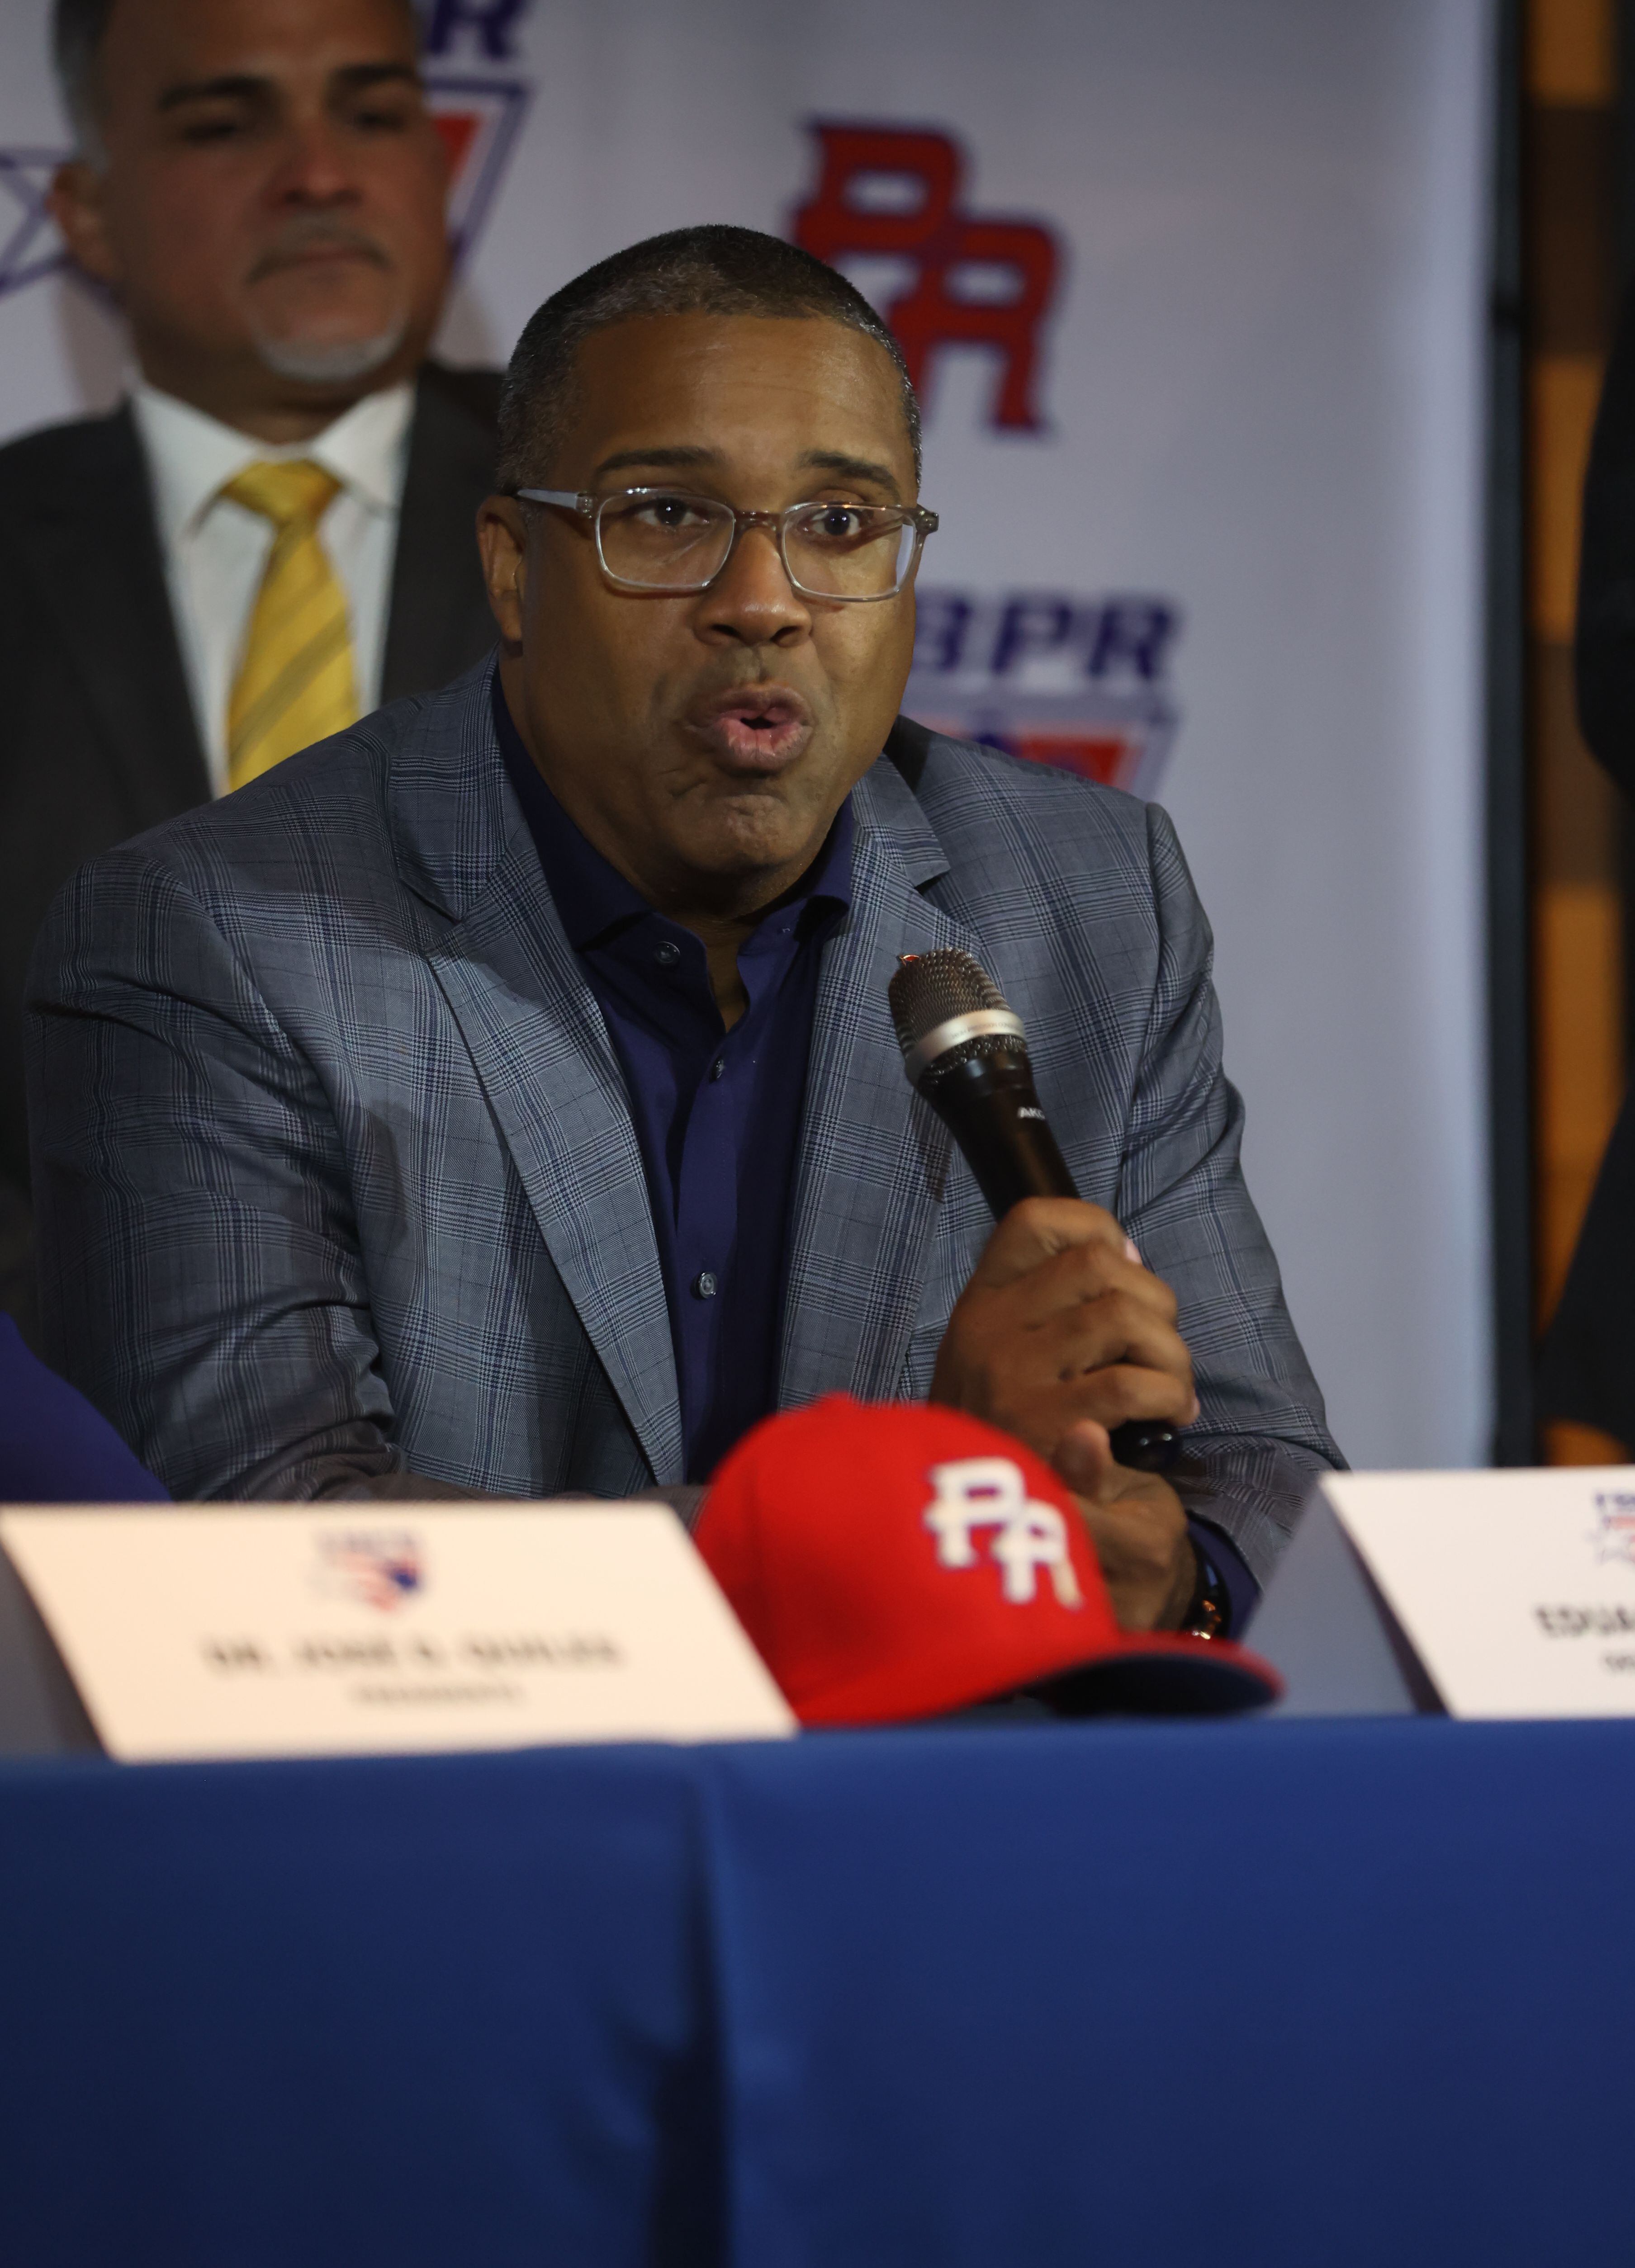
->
[[1257, 1467, 1635, 1718], [0, 1503, 795, 1761]]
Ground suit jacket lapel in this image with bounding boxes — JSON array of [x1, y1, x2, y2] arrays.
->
[[24, 406, 209, 827], [778, 746, 984, 1409], [389, 672, 683, 1483]]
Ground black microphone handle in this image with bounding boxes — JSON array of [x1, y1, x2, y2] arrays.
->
[[921, 1050, 1178, 1474]]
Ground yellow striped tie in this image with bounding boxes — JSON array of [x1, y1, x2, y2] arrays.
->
[[223, 460, 359, 790]]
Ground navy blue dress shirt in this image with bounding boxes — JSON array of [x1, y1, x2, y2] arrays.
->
[[494, 676, 850, 1483]]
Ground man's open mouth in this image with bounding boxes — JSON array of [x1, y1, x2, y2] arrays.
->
[[688, 687, 813, 767]]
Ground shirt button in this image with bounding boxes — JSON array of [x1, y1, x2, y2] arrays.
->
[[692, 1271, 718, 1300], [709, 1058, 726, 1081], [654, 940, 681, 968]]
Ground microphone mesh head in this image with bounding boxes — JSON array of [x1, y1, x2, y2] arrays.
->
[[888, 948, 1012, 1058]]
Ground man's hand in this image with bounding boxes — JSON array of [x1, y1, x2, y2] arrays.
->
[[1053, 1419, 1197, 1633], [929, 1198, 1199, 1630]]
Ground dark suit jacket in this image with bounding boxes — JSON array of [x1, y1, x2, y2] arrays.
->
[[0, 360, 501, 1328]]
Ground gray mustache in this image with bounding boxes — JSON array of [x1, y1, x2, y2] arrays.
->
[[247, 223, 392, 283]]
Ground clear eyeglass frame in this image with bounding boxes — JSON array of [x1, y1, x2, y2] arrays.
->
[[515, 486, 939, 602]]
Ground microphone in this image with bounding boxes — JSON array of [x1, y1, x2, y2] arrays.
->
[[888, 947, 1178, 1474]]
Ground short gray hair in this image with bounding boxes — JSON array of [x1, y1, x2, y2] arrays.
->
[[497, 224, 922, 492], [51, 0, 420, 165], [51, 0, 115, 160]]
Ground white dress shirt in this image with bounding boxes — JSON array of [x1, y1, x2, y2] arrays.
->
[[131, 380, 415, 795]]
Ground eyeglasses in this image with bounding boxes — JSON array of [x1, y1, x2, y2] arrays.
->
[[515, 486, 939, 602]]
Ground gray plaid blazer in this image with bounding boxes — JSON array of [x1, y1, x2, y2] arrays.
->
[[26, 660, 1338, 1581]]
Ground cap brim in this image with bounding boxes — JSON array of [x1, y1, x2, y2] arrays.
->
[[796, 1629, 1281, 1727], [1027, 1632, 1281, 1717]]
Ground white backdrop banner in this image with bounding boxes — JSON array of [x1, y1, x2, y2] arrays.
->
[[0, 0, 1494, 1469]]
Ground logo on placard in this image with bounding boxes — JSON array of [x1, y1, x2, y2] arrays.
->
[[1590, 1493, 1635, 1567], [314, 1530, 426, 1612], [791, 123, 1063, 434], [906, 586, 1181, 797], [923, 1458, 1084, 1608], [0, 0, 534, 304]]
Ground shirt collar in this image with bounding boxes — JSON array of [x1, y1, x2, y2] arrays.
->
[[131, 377, 415, 546], [490, 667, 854, 950]]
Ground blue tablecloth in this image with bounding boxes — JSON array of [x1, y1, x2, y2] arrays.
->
[[0, 1746, 715, 2264], [3, 1718, 1633, 2266]]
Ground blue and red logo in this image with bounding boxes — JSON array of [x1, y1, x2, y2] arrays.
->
[[314, 1529, 426, 1612], [907, 586, 1180, 797], [1592, 1493, 1635, 1568]]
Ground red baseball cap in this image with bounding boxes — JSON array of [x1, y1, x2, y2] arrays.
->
[[695, 1395, 1281, 1725]]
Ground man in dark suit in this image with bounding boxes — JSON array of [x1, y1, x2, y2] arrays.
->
[[0, 0, 500, 1327]]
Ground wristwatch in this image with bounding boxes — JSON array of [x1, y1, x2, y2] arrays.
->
[[1178, 1541, 1230, 1640]]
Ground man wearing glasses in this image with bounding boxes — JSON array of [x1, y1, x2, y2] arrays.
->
[[27, 226, 1338, 1634]]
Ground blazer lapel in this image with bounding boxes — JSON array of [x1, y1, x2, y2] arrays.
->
[[23, 406, 209, 827], [390, 675, 683, 1483], [778, 745, 985, 1409]]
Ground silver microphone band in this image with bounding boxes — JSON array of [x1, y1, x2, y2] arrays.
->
[[901, 1009, 1027, 1086]]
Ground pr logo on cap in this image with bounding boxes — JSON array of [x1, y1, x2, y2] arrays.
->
[[924, 1458, 1084, 1607], [696, 1395, 1280, 1727]]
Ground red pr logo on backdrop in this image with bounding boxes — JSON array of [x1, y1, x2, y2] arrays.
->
[[791, 123, 1062, 433]]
